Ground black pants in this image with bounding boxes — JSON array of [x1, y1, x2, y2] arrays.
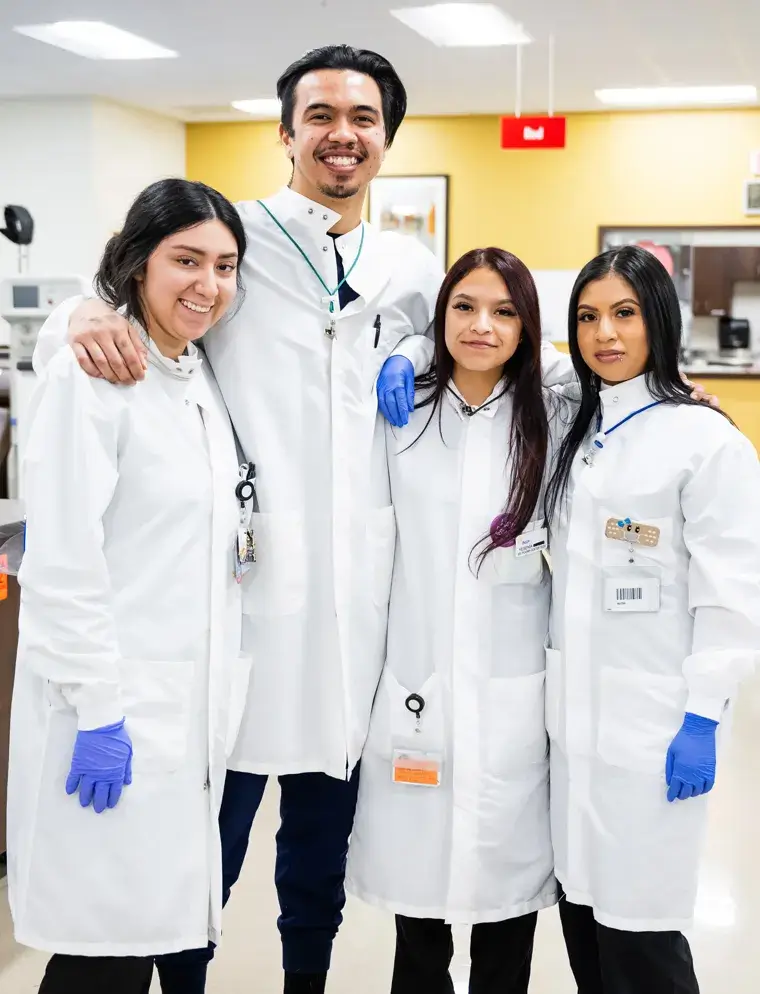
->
[[558, 897, 700, 994], [391, 912, 538, 994], [39, 955, 154, 994], [156, 767, 361, 990]]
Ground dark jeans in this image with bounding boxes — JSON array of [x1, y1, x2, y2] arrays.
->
[[391, 912, 538, 994], [558, 896, 700, 994], [39, 955, 154, 994], [156, 767, 361, 991]]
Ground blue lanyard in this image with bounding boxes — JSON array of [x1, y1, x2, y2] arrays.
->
[[592, 400, 663, 451], [257, 200, 365, 313]]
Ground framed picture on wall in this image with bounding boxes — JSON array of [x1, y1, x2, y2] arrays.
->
[[368, 175, 449, 268], [744, 180, 760, 216]]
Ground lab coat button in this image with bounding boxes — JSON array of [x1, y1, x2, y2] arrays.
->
[[323, 245, 329, 252], [308, 208, 314, 214], [323, 214, 328, 220]]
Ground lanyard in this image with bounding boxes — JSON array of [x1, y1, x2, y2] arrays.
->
[[583, 400, 662, 466], [257, 200, 365, 315]]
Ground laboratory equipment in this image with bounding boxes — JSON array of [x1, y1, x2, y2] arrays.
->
[[1, 205, 34, 274], [0, 275, 91, 498]]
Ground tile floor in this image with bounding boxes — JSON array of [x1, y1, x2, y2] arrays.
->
[[1, 673, 758, 993]]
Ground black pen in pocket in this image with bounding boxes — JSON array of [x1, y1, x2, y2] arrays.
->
[[373, 314, 381, 348]]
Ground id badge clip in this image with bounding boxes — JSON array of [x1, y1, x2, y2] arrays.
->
[[603, 516, 661, 613], [234, 462, 257, 583], [392, 693, 442, 788]]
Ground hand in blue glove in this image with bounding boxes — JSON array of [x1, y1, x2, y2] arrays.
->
[[665, 712, 718, 803], [377, 356, 415, 428], [66, 718, 133, 814]]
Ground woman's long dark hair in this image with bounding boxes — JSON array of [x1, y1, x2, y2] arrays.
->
[[94, 178, 247, 330], [414, 247, 549, 566], [544, 245, 730, 525]]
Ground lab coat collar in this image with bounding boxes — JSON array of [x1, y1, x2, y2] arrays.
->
[[262, 186, 389, 309], [141, 329, 203, 381], [598, 374, 655, 429], [263, 186, 345, 239], [445, 377, 509, 421]]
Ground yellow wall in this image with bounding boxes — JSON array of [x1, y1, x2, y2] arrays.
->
[[187, 108, 760, 270]]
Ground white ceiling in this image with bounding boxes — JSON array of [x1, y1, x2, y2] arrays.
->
[[0, 0, 759, 121]]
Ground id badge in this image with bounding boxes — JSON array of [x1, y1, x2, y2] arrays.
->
[[603, 574, 661, 613], [234, 527, 256, 583], [392, 749, 442, 788], [515, 526, 548, 558]]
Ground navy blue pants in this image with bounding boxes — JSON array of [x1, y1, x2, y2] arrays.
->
[[154, 766, 360, 993]]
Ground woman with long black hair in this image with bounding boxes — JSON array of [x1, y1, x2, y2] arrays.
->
[[347, 248, 566, 994], [544, 245, 760, 993]]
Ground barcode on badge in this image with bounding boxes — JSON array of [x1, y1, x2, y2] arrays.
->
[[616, 587, 643, 601]]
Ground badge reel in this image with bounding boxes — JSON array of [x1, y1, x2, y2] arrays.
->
[[603, 517, 662, 613], [234, 463, 257, 583], [392, 693, 442, 788]]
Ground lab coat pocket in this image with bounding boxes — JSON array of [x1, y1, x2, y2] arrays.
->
[[600, 513, 676, 585], [545, 646, 562, 743], [480, 536, 546, 587], [367, 506, 397, 609], [225, 652, 252, 758], [243, 512, 307, 617], [117, 658, 195, 773], [597, 667, 687, 776], [486, 672, 548, 778]]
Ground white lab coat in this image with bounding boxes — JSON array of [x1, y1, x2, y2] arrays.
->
[[548, 375, 760, 931], [346, 382, 563, 923], [196, 187, 444, 779], [8, 340, 247, 956]]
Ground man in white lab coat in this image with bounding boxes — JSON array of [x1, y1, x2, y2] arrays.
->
[[35, 45, 443, 994]]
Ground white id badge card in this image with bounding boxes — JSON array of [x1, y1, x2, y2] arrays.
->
[[515, 526, 548, 558], [392, 749, 442, 788], [604, 575, 661, 613]]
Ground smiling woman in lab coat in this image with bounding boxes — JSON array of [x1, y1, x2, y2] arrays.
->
[[347, 248, 560, 994], [544, 245, 760, 994], [7, 179, 250, 994]]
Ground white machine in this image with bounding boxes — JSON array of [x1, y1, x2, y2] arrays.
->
[[0, 275, 91, 499]]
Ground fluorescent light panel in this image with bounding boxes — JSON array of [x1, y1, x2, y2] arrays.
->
[[390, 3, 532, 47], [596, 85, 757, 108], [13, 21, 176, 60], [231, 99, 282, 117]]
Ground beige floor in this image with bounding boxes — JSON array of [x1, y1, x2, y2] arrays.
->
[[2, 674, 759, 993]]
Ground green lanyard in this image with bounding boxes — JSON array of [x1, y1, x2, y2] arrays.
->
[[257, 199, 365, 317]]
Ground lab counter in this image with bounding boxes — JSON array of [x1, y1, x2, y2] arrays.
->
[[0, 499, 22, 856]]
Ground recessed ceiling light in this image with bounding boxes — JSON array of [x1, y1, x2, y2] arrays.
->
[[390, 3, 532, 47], [231, 99, 282, 118], [595, 85, 757, 108], [13, 21, 177, 60]]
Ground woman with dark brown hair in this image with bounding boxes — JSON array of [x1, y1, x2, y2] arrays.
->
[[346, 247, 568, 994]]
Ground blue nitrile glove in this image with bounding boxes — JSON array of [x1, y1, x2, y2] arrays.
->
[[665, 712, 718, 803], [66, 718, 133, 814], [377, 355, 415, 427]]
